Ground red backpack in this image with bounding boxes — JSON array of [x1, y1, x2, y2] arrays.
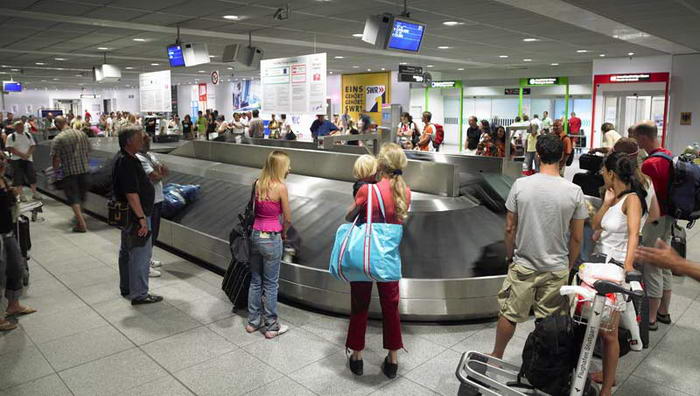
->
[[432, 124, 445, 147]]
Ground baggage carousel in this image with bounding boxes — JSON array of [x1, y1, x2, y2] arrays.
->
[[33, 138, 520, 321]]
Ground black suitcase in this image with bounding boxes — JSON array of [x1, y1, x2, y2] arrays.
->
[[221, 259, 250, 311], [573, 172, 604, 198], [579, 153, 604, 172]]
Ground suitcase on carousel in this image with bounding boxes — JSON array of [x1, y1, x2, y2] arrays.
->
[[221, 258, 250, 311]]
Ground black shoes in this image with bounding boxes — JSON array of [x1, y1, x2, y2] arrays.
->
[[382, 356, 398, 379], [131, 294, 163, 305], [657, 312, 672, 324], [348, 356, 363, 376]]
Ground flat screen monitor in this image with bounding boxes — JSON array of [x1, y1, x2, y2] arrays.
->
[[386, 17, 425, 52], [167, 45, 185, 67], [3, 81, 22, 92]]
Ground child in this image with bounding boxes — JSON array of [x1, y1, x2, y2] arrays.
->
[[352, 154, 378, 197]]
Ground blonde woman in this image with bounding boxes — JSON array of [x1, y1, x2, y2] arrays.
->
[[246, 150, 293, 339], [345, 143, 412, 379]]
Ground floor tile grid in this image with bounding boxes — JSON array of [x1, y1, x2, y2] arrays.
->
[[13, 230, 208, 396], [17, 207, 323, 396]]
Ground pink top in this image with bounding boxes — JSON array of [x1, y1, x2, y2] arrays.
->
[[252, 198, 283, 232]]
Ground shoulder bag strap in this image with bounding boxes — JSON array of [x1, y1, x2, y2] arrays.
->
[[363, 182, 378, 281], [372, 184, 388, 222]]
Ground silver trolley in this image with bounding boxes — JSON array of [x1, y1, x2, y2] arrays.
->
[[456, 274, 644, 396]]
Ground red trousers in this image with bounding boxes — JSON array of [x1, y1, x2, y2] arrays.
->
[[345, 281, 403, 351]]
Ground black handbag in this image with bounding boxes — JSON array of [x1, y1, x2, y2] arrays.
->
[[579, 153, 604, 172], [229, 180, 257, 264], [107, 200, 130, 229]]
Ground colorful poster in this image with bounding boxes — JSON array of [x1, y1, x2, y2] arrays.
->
[[233, 80, 262, 112], [260, 53, 326, 114], [341, 72, 391, 124]]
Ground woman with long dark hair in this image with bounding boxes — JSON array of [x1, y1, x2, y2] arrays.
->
[[590, 151, 647, 396]]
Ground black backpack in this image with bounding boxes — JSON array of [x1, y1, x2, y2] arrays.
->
[[519, 315, 582, 396], [647, 152, 700, 226]]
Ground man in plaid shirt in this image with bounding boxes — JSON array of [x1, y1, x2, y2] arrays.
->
[[51, 116, 91, 232]]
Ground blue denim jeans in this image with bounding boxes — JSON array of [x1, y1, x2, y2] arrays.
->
[[118, 216, 152, 301], [247, 230, 283, 331]]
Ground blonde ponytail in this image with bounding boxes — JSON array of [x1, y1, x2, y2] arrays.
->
[[378, 143, 409, 221]]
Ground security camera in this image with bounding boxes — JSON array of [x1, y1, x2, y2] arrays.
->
[[273, 4, 290, 20]]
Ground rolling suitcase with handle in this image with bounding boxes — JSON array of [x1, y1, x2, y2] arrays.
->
[[221, 258, 250, 311]]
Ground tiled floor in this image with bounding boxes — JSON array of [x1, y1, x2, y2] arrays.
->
[[1, 197, 700, 395]]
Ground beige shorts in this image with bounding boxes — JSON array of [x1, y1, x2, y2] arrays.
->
[[642, 216, 674, 298], [498, 262, 569, 323]]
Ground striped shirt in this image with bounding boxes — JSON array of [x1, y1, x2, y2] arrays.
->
[[50, 128, 91, 176]]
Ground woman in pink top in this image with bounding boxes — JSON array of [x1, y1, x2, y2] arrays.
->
[[344, 143, 412, 379], [245, 150, 292, 339]]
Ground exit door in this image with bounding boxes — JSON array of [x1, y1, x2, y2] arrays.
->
[[603, 92, 665, 137]]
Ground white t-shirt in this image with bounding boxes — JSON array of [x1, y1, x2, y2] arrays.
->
[[6, 131, 36, 161], [542, 117, 552, 129], [137, 152, 164, 204], [106, 117, 114, 130], [531, 118, 542, 130], [230, 120, 246, 134]]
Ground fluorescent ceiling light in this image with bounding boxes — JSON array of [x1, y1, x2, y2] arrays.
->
[[223, 15, 240, 20], [523, 38, 539, 42], [551, 63, 559, 66], [352, 34, 363, 38], [198, 70, 206, 73], [352, 65, 359, 68], [334, 56, 344, 59], [97, 47, 109, 50], [125, 66, 134, 69], [227, 67, 233, 70], [523, 59, 532, 62], [367, 68, 372, 71], [437, 46, 450, 49], [35, 62, 45, 65], [499, 55, 509, 58], [599, 54, 606, 57], [150, 63, 159, 66], [576, 49, 588, 53], [426, 64, 434, 67], [399, 62, 407, 65], [442, 21, 463, 26], [11, 68, 19, 71], [54, 57, 66, 61], [329, 71, 333, 74], [628, 52, 635, 56], [457, 67, 464, 71], [52, 78, 59, 80], [57, 67, 64, 70], [381, 68, 386, 70], [132, 38, 146, 42], [75, 74, 82, 77]]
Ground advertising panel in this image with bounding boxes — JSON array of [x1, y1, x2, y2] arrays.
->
[[260, 52, 326, 114], [341, 72, 391, 124], [138, 70, 172, 113]]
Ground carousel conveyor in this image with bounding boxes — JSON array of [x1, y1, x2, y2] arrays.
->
[[33, 138, 514, 321]]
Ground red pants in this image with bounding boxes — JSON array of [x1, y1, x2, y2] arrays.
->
[[345, 281, 403, 351]]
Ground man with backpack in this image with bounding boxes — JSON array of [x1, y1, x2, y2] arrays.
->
[[630, 121, 676, 330], [6, 120, 41, 202], [417, 111, 436, 152], [490, 134, 587, 360]]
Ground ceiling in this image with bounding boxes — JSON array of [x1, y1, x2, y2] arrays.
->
[[0, 0, 696, 90]]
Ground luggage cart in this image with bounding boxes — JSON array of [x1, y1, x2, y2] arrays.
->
[[456, 275, 644, 396]]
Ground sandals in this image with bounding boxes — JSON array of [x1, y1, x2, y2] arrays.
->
[[5, 306, 37, 317], [657, 312, 672, 325], [0, 320, 17, 331]]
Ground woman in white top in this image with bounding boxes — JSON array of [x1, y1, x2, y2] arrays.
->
[[590, 151, 648, 396], [395, 112, 417, 149], [601, 122, 622, 149]]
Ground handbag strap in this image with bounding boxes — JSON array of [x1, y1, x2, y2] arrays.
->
[[371, 184, 387, 222]]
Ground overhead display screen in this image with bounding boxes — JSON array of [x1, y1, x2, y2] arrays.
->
[[167, 45, 185, 67], [3, 81, 22, 92], [386, 19, 425, 52]]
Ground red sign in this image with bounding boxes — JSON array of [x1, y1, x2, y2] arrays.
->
[[198, 83, 207, 102], [594, 72, 669, 84]]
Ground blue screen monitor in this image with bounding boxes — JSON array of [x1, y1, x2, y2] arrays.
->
[[386, 18, 426, 52], [167, 45, 185, 67], [3, 81, 22, 92]]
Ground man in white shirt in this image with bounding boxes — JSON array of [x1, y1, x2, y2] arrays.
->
[[106, 113, 114, 136], [541, 111, 552, 133], [6, 120, 41, 201], [137, 134, 168, 277], [531, 114, 543, 131]]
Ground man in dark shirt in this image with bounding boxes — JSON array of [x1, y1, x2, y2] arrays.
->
[[309, 114, 324, 142], [113, 125, 161, 305], [465, 116, 481, 152]]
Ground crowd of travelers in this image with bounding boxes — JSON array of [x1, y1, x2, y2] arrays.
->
[[0, 105, 691, 394]]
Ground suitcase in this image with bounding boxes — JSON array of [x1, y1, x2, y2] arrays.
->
[[573, 172, 604, 198], [221, 259, 250, 311], [13, 215, 31, 286], [579, 153, 604, 172]]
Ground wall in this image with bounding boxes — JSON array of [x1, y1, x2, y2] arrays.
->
[[669, 54, 700, 154], [1, 87, 140, 117], [592, 56, 672, 75]]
